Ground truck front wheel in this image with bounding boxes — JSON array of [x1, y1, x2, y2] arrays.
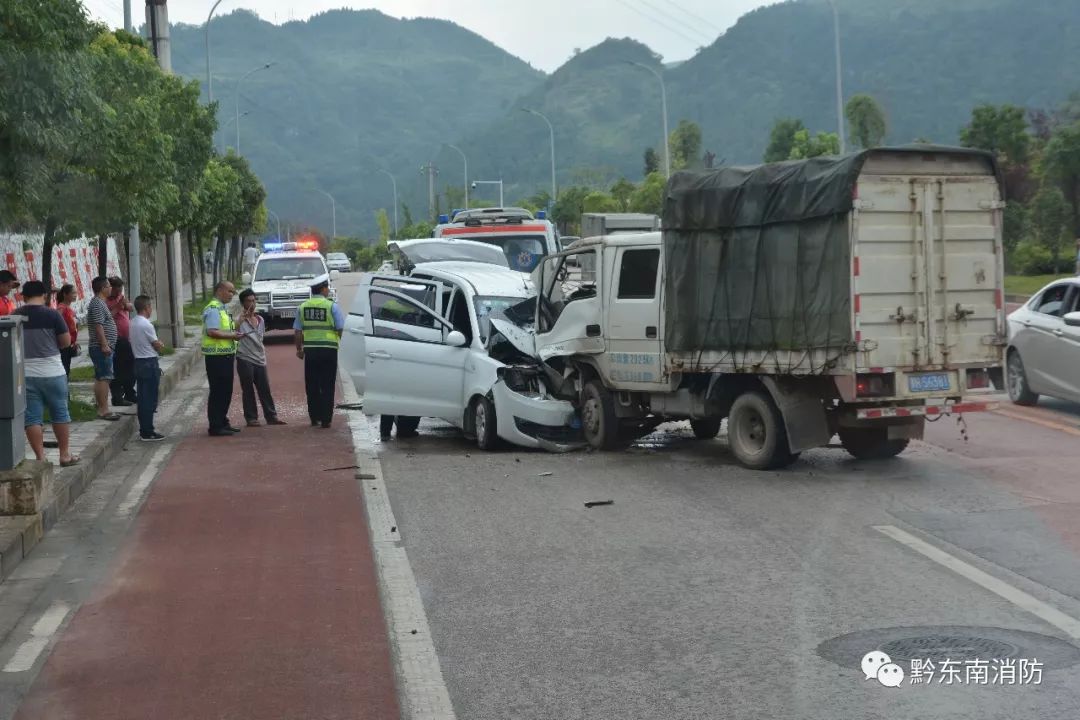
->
[[690, 417, 722, 439], [838, 427, 909, 460], [727, 390, 797, 470], [582, 380, 622, 450]]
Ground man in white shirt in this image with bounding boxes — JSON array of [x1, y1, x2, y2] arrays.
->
[[242, 242, 260, 277], [130, 295, 166, 442]]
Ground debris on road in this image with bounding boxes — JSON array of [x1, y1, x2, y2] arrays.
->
[[537, 472, 554, 477], [323, 464, 360, 472], [584, 500, 614, 508], [335, 402, 364, 410]]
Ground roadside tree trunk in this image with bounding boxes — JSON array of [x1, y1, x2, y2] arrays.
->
[[41, 215, 58, 304], [97, 233, 108, 278]]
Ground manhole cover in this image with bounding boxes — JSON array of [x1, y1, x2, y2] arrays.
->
[[880, 636, 1018, 663], [818, 626, 1080, 671]]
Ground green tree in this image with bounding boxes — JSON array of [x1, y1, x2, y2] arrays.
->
[[375, 208, 391, 243], [1043, 121, 1080, 237], [628, 172, 666, 215], [643, 147, 660, 176], [960, 104, 1031, 168], [788, 130, 840, 159], [610, 178, 636, 211], [764, 118, 806, 163], [845, 94, 888, 149], [551, 185, 590, 234], [583, 191, 620, 213], [1029, 184, 1070, 271], [669, 119, 703, 170]]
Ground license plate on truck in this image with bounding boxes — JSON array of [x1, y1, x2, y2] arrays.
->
[[278, 309, 295, 319], [908, 373, 950, 393]]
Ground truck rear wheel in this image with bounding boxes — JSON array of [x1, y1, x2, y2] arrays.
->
[[582, 379, 622, 450], [727, 390, 797, 470], [838, 427, 909, 460], [690, 417, 722, 439]]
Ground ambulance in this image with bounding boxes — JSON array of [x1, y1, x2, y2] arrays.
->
[[432, 207, 560, 273]]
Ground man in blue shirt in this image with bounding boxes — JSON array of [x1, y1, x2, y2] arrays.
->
[[294, 275, 345, 428]]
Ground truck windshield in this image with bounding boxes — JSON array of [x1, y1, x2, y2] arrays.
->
[[254, 258, 326, 281]]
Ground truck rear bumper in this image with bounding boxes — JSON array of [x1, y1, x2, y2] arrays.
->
[[855, 401, 997, 420]]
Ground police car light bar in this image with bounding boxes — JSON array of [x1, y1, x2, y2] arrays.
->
[[263, 241, 283, 251], [295, 239, 319, 251]]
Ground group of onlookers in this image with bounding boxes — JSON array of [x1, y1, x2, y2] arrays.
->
[[0, 271, 167, 468]]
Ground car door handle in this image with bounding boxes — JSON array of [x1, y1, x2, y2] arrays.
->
[[645, 326, 657, 339], [367, 350, 391, 359], [1054, 329, 1064, 336], [348, 328, 363, 334]]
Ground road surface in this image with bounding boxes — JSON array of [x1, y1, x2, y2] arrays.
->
[[1, 272, 1077, 720]]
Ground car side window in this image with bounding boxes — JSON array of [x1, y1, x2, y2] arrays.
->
[[370, 290, 437, 329], [1034, 285, 1070, 317]]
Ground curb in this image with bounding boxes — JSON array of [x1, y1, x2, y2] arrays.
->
[[0, 344, 202, 583]]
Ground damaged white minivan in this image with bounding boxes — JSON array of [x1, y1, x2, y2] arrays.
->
[[341, 239, 581, 450]]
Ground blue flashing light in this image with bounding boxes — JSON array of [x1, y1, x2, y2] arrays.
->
[[263, 242, 283, 251], [438, 214, 450, 223], [536, 210, 547, 220], [450, 209, 462, 219]]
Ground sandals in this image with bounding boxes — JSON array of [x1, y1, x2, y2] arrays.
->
[[60, 456, 81, 467], [97, 413, 122, 421]]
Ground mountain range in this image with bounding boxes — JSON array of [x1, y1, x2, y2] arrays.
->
[[168, 0, 1080, 236]]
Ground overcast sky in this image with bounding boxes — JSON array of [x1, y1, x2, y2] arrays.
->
[[81, 0, 776, 71]]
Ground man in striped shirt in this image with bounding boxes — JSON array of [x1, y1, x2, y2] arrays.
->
[[87, 276, 121, 421]]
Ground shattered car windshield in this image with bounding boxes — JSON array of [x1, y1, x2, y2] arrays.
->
[[254, 258, 326, 281], [474, 295, 524, 340], [395, 242, 509, 269]]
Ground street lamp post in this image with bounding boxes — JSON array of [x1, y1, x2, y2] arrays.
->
[[827, 0, 846, 153], [266, 208, 281, 241], [205, 0, 227, 150], [316, 189, 337, 240], [472, 180, 504, 207], [521, 108, 557, 203], [446, 144, 469, 209], [221, 109, 248, 135], [377, 169, 399, 238], [625, 60, 671, 178], [235, 62, 275, 154]]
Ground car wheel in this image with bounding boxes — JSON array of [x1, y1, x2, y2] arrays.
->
[[690, 417, 722, 440], [727, 390, 798, 470], [838, 427, 909, 460], [581, 379, 622, 450], [473, 396, 499, 451], [1006, 350, 1039, 406]]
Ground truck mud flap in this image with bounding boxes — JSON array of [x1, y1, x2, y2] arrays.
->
[[760, 377, 832, 454]]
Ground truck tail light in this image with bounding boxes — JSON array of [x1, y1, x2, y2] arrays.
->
[[856, 373, 895, 398], [966, 369, 990, 389]]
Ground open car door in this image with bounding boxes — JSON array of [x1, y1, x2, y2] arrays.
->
[[361, 285, 470, 420], [341, 274, 449, 397]]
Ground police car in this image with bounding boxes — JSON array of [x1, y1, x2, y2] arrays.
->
[[246, 239, 339, 331], [432, 207, 560, 273]]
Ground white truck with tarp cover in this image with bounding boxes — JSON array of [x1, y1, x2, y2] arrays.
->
[[493, 146, 1006, 469]]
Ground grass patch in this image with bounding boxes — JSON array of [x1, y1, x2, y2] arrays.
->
[[69, 365, 96, 383], [44, 398, 98, 423], [1005, 274, 1072, 297], [161, 345, 176, 356]]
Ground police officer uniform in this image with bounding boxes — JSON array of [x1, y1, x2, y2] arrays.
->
[[295, 275, 344, 428], [203, 289, 241, 435]]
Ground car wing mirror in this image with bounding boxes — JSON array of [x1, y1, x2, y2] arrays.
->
[[446, 330, 467, 347], [1063, 311, 1080, 328]]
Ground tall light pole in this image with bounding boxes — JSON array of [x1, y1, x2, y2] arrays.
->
[[377, 169, 399, 238], [236, 62, 274, 154], [446, 144, 469, 209], [266, 208, 281, 241], [625, 60, 671, 177], [473, 180, 504, 208], [205, 0, 226, 149], [521, 108, 557, 203], [316, 189, 337, 240], [221, 109, 248, 135], [827, 0, 846, 153]]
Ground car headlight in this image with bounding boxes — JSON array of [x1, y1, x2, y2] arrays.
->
[[255, 292, 270, 304]]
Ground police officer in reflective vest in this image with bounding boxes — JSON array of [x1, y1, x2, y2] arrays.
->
[[203, 281, 244, 436], [294, 274, 345, 428]]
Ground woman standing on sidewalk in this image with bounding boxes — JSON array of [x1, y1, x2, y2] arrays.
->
[[56, 284, 80, 379]]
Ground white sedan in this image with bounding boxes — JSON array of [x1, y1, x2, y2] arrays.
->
[[1005, 277, 1080, 405], [326, 252, 352, 272], [341, 260, 579, 449]]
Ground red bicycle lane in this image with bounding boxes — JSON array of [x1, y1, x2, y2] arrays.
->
[[14, 342, 399, 720]]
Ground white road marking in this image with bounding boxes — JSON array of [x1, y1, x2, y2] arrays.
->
[[875, 525, 1080, 639], [339, 370, 457, 720], [117, 446, 171, 517], [3, 602, 70, 673]]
